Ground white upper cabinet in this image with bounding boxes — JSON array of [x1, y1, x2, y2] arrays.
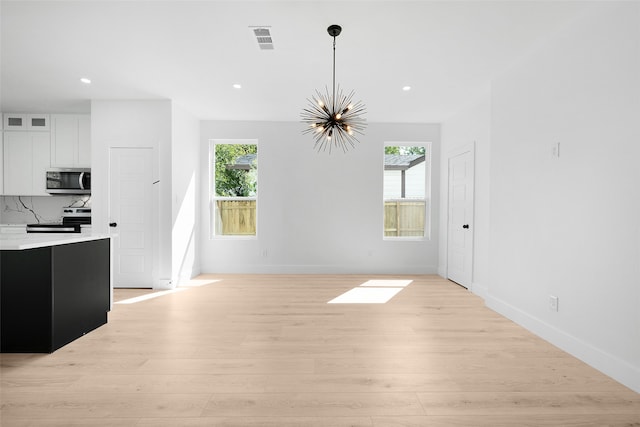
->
[[28, 114, 50, 131], [50, 114, 91, 167], [77, 115, 91, 166], [3, 113, 50, 131], [3, 131, 50, 196], [3, 114, 26, 130], [1, 112, 88, 195], [0, 113, 3, 194], [0, 132, 3, 194]]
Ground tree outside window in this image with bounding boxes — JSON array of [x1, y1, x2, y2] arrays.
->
[[212, 141, 257, 237]]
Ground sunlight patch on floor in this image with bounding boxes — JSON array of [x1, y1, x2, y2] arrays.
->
[[180, 278, 221, 287], [360, 279, 412, 287], [115, 279, 222, 304], [328, 279, 413, 304], [328, 287, 404, 304], [115, 288, 187, 305]]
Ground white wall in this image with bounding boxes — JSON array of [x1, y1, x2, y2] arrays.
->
[[171, 103, 201, 285], [200, 120, 440, 274], [440, 93, 491, 294], [487, 2, 640, 392], [91, 100, 172, 288]]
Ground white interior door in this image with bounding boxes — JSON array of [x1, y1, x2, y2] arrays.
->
[[109, 147, 154, 288], [447, 145, 475, 288]]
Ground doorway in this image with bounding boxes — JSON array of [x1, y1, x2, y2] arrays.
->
[[109, 147, 154, 288], [446, 143, 475, 288]]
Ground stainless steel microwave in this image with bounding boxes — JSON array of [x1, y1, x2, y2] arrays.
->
[[46, 168, 91, 195]]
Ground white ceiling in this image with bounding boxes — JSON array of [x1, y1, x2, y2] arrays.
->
[[1, 0, 591, 123]]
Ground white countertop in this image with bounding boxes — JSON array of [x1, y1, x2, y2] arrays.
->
[[0, 233, 112, 250]]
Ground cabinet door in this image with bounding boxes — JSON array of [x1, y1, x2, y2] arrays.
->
[[3, 114, 27, 131], [32, 132, 51, 195], [77, 115, 91, 166], [50, 114, 91, 167], [2, 131, 50, 195], [50, 115, 78, 166], [3, 132, 33, 195], [0, 133, 4, 194], [28, 114, 50, 131]]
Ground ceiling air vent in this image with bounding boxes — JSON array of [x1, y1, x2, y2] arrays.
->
[[251, 27, 274, 50]]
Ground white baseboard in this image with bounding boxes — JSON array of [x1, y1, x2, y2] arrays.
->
[[156, 278, 174, 290], [470, 281, 489, 299], [485, 293, 640, 394], [199, 264, 440, 275]]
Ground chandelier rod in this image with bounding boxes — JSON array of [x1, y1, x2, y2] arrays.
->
[[332, 35, 336, 111]]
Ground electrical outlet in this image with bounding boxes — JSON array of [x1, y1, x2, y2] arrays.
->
[[549, 295, 559, 312], [261, 249, 268, 257], [552, 142, 560, 158]]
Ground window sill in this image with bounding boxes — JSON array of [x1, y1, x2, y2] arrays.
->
[[383, 236, 428, 242]]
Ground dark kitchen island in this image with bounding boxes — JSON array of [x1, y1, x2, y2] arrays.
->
[[0, 234, 111, 353]]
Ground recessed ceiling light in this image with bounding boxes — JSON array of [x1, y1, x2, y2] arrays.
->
[[402, 86, 411, 91], [80, 78, 91, 84], [233, 83, 242, 89]]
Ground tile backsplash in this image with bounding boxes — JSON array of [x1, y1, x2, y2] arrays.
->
[[0, 196, 91, 224]]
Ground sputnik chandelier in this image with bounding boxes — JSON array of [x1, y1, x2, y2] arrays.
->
[[301, 24, 366, 153]]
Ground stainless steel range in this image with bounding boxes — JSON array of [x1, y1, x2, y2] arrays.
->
[[26, 208, 91, 233]]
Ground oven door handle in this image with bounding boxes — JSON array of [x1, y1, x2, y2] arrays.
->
[[79, 172, 85, 190]]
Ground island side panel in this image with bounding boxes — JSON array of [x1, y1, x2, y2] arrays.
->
[[1, 247, 54, 353], [52, 238, 110, 351]]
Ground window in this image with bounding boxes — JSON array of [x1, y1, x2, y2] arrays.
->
[[383, 143, 429, 238], [210, 140, 258, 237]]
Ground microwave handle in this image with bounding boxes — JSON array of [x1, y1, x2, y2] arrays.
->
[[79, 172, 85, 190]]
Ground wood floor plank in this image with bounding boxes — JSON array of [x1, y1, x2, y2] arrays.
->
[[64, 373, 458, 394], [136, 357, 315, 375], [1, 274, 638, 426], [417, 391, 640, 415], [136, 417, 374, 427], [1, 392, 210, 419], [3, 419, 139, 427], [371, 415, 640, 426], [201, 392, 425, 417]]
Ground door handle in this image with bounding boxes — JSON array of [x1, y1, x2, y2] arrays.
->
[[109, 222, 118, 228], [462, 224, 469, 229]]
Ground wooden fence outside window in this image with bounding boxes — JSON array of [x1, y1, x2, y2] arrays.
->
[[215, 199, 257, 236], [384, 199, 426, 237], [214, 199, 424, 237]]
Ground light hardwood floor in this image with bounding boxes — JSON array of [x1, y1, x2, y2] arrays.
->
[[1, 274, 639, 426]]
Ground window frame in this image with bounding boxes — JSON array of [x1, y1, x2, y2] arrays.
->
[[383, 141, 431, 240], [209, 139, 258, 240]]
